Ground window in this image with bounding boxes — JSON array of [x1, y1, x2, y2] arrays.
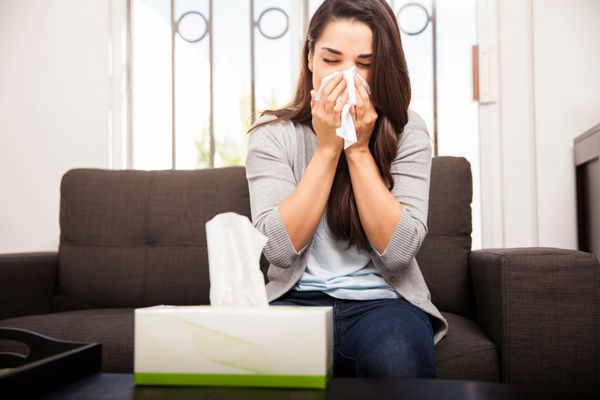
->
[[129, 0, 481, 248], [131, 0, 301, 169]]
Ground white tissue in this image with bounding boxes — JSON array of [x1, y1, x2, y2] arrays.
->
[[205, 212, 269, 307], [314, 65, 372, 150]]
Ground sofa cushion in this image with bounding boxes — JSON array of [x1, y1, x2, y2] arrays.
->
[[0, 309, 133, 372], [435, 312, 500, 381], [0, 310, 499, 379]]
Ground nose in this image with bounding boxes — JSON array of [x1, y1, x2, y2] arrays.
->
[[339, 62, 355, 71]]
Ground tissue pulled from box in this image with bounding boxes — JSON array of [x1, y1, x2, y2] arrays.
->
[[314, 65, 372, 150], [205, 212, 269, 307]]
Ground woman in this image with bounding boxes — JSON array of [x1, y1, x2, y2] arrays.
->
[[245, 0, 448, 378]]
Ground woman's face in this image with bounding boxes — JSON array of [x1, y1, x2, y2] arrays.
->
[[308, 19, 373, 93]]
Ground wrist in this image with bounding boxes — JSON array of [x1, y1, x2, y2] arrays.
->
[[315, 144, 342, 160], [344, 144, 370, 159]]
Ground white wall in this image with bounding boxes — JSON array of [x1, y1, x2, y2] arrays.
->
[[478, 0, 600, 250], [532, 0, 600, 249], [0, 0, 112, 252], [498, 0, 540, 248]]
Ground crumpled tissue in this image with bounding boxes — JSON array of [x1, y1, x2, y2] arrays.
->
[[205, 212, 269, 307], [314, 65, 372, 150]]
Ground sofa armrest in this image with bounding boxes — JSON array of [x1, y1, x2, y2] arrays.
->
[[469, 247, 599, 400], [0, 252, 58, 320]]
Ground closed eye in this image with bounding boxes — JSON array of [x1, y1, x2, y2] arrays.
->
[[323, 59, 370, 68]]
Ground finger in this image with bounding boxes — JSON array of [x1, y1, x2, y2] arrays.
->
[[354, 79, 365, 122], [333, 91, 348, 113], [320, 72, 344, 102], [314, 88, 327, 114], [355, 76, 378, 122], [354, 75, 371, 111], [326, 78, 347, 110], [310, 89, 316, 109]]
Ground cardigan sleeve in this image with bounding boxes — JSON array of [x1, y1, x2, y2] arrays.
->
[[245, 116, 310, 269], [368, 111, 433, 272]]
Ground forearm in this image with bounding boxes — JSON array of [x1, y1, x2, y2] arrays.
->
[[279, 146, 341, 252], [345, 147, 404, 254]]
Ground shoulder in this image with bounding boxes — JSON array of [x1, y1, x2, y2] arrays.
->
[[248, 114, 296, 139], [396, 109, 433, 158], [405, 109, 429, 134], [249, 114, 299, 135], [248, 114, 278, 133], [401, 109, 432, 145], [247, 114, 297, 157]]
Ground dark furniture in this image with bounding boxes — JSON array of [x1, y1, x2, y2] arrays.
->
[[575, 121, 600, 259], [0, 157, 598, 400], [0, 328, 101, 398], [37, 373, 526, 400]]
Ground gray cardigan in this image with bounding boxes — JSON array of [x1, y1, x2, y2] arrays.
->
[[245, 110, 449, 345]]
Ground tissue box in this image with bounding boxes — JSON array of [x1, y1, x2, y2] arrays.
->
[[134, 305, 333, 389]]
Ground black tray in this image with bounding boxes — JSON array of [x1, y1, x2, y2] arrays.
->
[[0, 327, 101, 398]]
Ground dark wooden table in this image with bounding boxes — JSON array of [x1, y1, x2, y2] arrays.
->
[[37, 373, 526, 400]]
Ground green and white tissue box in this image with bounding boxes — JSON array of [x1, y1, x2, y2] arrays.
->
[[134, 305, 333, 389]]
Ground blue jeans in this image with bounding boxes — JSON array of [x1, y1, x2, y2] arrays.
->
[[270, 289, 436, 379]]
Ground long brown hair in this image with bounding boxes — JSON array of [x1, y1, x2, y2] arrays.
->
[[247, 0, 411, 253]]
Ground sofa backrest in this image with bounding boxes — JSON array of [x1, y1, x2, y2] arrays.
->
[[55, 156, 474, 317], [54, 167, 253, 311], [417, 156, 475, 318]]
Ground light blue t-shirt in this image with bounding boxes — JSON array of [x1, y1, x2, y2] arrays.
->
[[293, 209, 400, 300]]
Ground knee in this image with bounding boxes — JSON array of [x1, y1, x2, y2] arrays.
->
[[356, 329, 436, 379]]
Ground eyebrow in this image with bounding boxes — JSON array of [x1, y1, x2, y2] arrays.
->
[[321, 47, 372, 58]]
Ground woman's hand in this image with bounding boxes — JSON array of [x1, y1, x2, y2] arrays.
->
[[346, 75, 378, 154], [310, 72, 348, 154]]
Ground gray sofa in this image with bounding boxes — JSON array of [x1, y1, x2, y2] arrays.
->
[[1, 157, 598, 400]]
